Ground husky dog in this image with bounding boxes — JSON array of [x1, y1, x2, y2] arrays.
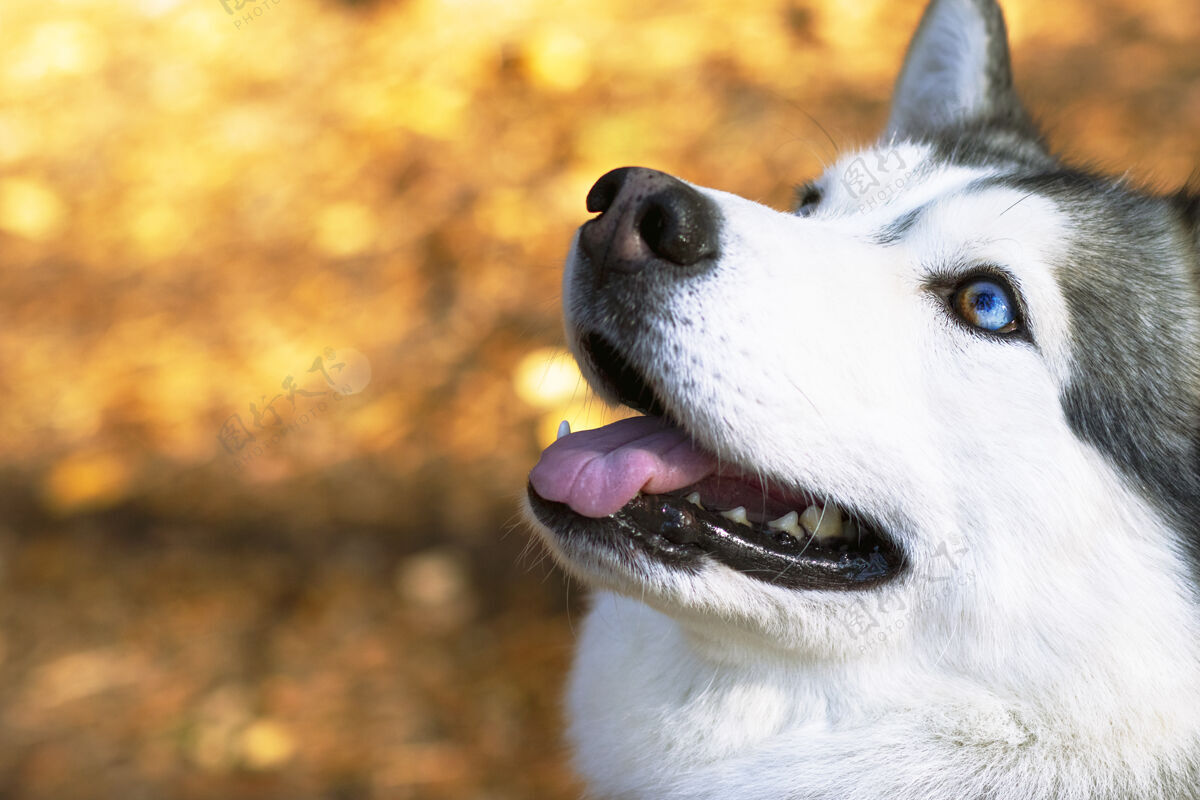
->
[[525, 0, 1200, 797]]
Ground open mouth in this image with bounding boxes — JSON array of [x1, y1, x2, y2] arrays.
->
[[527, 334, 904, 590]]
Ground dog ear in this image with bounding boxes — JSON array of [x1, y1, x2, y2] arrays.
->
[[887, 0, 1034, 141]]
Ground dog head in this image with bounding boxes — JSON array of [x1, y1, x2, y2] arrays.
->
[[526, 0, 1200, 672]]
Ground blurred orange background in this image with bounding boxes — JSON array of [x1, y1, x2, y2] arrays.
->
[[0, 0, 1196, 797]]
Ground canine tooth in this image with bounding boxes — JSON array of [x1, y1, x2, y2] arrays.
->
[[800, 504, 843, 540], [556, 420, 571, 441], [721, 506, 750, 526], [685, 492, 703, 508], [766, 510, 803, 537]]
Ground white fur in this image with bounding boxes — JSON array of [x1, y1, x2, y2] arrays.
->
[[527, 3, 1200, 797], [532, 147, 1200, 798]]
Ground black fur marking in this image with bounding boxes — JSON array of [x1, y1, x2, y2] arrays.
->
[[1172, 184, 1200, 254], [873, 205, 927, 245]]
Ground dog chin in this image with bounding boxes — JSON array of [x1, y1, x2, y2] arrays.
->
[[522, 490, 913, 657]]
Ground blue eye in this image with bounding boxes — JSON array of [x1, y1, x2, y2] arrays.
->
[[953, 278, 1019, 333]]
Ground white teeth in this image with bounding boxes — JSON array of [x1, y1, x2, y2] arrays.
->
[[704, 499, 850, 539], [800, 504, 843, 540], [766, 510, 803, 537], [721, 506, 750, 526], [685, 492, 703, 508], [556, 420, 571, 440]]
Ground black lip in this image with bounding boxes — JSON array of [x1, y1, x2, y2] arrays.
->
[[580, 332, 668, 418], [528, 484, 904, 591]]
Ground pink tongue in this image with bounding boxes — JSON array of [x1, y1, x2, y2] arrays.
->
[[529, 416, 718, 518]]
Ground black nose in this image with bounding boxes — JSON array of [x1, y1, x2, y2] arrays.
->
[[578, 167, 720, 276]]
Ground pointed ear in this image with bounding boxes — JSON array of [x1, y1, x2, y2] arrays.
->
[[886, 0, 1033, 140]]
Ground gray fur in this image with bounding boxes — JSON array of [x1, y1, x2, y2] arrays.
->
[[889, 1, 1200, 583], [1044, 176, 1200, 581]]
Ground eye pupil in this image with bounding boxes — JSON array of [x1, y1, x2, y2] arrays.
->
[[972, 292, 996, 312], [954, 278, 1018, 333]]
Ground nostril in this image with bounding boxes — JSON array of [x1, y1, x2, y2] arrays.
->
[[637, 203, 667, 251], [586, 168, 629, 214], [638, 186, 719, 267]]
